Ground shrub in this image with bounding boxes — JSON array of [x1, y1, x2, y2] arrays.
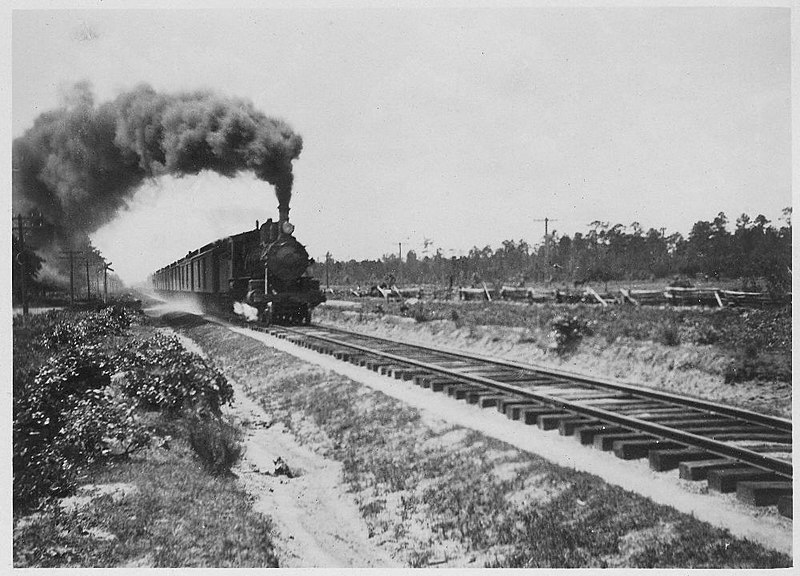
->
[[186, 414, 242, 476], [550, 315, 592, 356], [687, 324, 720, 345], [115, 333, 233, 415], [412, 304, 431, 323], [38, 306, 137, 350], [13, 345, 150, 510], [657, 323, 681, 346], [450, 309, 465, 329], [58, 390, 151, 464]]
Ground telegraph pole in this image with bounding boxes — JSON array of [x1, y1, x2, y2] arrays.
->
[[324, 252, 330, 290], [533, 217, 559, 282], [85, 258, 92, 300], [398, 242, 402, 286], [102, 262, 114, 303], [13, 213, 44, 315], [59, 250, 83, 306]]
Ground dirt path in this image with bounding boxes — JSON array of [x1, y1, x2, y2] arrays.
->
[[147, 304, 399, 567], [224, 374, 400, 568]]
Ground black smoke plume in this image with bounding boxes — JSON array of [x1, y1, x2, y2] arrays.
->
[[13, 82, 303, 255]]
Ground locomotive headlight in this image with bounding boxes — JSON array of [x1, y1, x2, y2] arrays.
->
[[281, 221, 295, 235]]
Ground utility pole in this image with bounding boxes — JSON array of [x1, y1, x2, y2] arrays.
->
[[533, 217, 559, 282], [325, 252, 330, 290], [59, 250, 83, 306], [85, 258, 92, 300], [13, 214, 41, 315], [398, 242, 402, 286], [102, 262, 114, 303]]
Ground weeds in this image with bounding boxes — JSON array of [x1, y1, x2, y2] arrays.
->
[[412, 304, 431, 323], [686, 324, 720, 345], [657, 322, 681, 346], [550, 315, 592, 356], [186, 414, 242, 476], [450, 309, 464, 328], [724, 350, 791, 384], [318, 299, 791, 356]]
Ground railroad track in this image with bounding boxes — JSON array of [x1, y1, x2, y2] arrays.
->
[[244, 321, 792, 518]]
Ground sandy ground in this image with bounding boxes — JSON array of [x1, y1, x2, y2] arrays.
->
[[221, 322, 793, 557], [148, 306, 399, 568], [224, 382, 400, 568]]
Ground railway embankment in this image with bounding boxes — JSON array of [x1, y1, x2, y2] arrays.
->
[[166, 313, 791, 568]]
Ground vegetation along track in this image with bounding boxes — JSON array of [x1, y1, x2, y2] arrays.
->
[[244, 320, 792, 518]]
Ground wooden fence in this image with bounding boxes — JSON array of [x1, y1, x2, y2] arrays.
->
[[342, 284, 789, 309]]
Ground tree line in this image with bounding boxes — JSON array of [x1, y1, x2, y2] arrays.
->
[[314, 209, 792, 294]]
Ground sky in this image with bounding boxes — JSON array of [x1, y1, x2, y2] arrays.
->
[[9, 5, 792, 283]]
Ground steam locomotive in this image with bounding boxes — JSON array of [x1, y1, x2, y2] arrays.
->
[[150, 207, 325, 324]]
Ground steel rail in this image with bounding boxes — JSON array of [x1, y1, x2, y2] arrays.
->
[[302, 324, 792, 434], [270, 325, 792, 479]]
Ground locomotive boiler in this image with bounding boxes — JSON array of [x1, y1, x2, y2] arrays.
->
[[151, 206, 325, 324]]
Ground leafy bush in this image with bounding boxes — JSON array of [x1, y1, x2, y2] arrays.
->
[[38, 306, 137, 350], [116, 333, 233, 416], [58, 390, 151, 464], [550, 315, 592, 356], [186, 414, 242, 476], [13, 345, 150, 510]]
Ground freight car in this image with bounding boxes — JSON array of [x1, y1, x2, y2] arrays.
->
[[150, 209, 325, 324]]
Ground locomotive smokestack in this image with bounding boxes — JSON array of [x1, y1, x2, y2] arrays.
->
[[278, 204, 290, 223]]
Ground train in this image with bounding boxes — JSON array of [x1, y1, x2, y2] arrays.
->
[[150, 207, 325, 324]]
